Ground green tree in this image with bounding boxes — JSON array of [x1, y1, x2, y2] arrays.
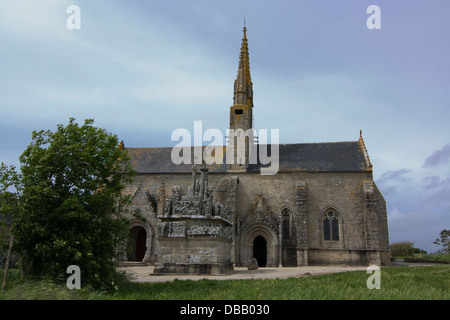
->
[[0, 163, 23, 291], [433, 229, 450, 254], [6, 118, 134, 290]]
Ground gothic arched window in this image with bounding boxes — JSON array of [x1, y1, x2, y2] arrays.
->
[[282, 209, 290, 240], [323, 210, 339, 241]]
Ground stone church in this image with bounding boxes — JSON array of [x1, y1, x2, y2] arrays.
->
[[119, 26, 390, 272]]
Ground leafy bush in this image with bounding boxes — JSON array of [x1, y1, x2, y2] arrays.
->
[[390, 241, 415, 257]]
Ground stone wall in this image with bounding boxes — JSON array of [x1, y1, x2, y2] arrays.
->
[[122, 169, 390, 267], [154, 237, 233, 274]]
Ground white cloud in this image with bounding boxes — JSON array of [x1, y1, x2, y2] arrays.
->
[[0, 0, 71, 41]]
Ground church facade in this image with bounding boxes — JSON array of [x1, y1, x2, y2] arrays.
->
[[120, 27, 390, 268]]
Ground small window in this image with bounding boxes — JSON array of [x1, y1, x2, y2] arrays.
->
[[235, 109, 243, 114], [323, 210, 339, 241]]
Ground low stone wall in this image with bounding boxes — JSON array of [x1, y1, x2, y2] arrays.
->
[[308, 249, 390, 266]]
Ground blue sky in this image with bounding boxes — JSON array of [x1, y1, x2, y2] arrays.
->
[[1, 0, 449, 253]]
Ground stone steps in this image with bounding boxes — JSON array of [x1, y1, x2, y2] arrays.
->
[[116, 261, 148, 267]]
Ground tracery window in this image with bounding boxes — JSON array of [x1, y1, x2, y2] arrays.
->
[[323, 210, 339, 241]]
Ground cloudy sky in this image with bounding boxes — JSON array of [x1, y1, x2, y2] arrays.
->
[[1, 0, 449, 253]]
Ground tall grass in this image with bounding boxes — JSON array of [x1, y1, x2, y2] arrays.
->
[[0, 268, 102, 300], [1, 265, 449, 300], [106, 266, 449, 300]]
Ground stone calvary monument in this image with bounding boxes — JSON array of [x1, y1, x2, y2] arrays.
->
[[119, 25, 390, 274], [154, 162, 233, 274]]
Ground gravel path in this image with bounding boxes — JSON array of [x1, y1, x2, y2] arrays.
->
[[118, 265, 368, 283]]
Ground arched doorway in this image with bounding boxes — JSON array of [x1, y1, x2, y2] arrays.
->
[[241, 223, 279, 267], [127, 226, 147, 262], [253, 235, 267, 267]]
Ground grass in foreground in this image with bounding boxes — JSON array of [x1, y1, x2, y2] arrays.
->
[[1, 265, 449, 300]]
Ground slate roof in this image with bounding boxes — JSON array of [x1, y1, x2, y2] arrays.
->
[[126, 140, 372, 174]]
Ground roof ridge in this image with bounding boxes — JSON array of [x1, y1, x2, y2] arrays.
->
[[126, 141, 361, 150], [278, 141, 359, 145]]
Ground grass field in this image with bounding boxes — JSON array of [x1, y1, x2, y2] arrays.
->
[[1, 265, 449, 300]]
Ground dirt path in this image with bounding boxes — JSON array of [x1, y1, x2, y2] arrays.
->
[[118, 265, 368, 283]]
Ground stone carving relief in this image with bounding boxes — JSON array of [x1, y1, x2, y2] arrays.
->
[[160, 221, 186, 238], [187, 222, 232, 240], [241, 194, 278, 234]]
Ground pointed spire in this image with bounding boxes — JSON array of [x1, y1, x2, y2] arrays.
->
[[233, 23, 253, 106]]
